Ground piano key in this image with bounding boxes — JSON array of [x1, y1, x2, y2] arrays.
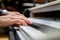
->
[[16, 31, 26, 40], [9, 26, 16, 40], [28, 23, 41, 30], [16, 30, 32, 40], [9, 31, 16, 40]]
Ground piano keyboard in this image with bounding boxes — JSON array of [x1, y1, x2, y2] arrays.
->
[[14, 18, 60, 40], [16, 26, 46, 40]]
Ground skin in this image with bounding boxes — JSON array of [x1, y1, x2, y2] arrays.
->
[[0, 12, 32, 27]]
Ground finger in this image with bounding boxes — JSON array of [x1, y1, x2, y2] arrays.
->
[[12, 16, 32, 24], [7, 15, 32, 24], [15, 19, 27, 26], [17, 15, 32, 24]]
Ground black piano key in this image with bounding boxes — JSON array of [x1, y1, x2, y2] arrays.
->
[[9, 26, 21, 40], [9, 31, 16, 40], [9, 26, 16, 40], [28, 23, 41, 30]]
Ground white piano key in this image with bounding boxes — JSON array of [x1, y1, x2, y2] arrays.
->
[[16, 28, 31, 40], [20, 26, 46, 40], [16, 31, 26, 40], [14, 26, 31, 40]]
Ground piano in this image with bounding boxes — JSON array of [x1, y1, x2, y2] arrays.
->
[[0, 0, 60, 40]]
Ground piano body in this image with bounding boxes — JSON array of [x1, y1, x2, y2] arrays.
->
[[9, 0, 60, 40]]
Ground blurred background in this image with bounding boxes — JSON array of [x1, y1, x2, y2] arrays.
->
[[0, 0, 56, 13]]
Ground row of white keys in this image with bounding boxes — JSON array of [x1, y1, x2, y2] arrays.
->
[[19, 26, 46, 40], [15, 25, 60, 40]]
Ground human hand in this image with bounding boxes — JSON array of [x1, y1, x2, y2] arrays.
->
[[0, 12, 32, 27], [0, 15, 18, 27], [7, 12, 32, 24], [0, 15, 27, 27]]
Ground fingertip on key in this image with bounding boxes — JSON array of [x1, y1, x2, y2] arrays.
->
[[26, 19, 32, 24]]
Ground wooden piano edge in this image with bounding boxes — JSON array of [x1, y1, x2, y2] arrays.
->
[[0, 34, 9, 40]]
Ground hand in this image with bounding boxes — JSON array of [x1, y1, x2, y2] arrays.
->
[[0, 15, 17, 27], [0, 15, 27, 27], [0, 12, 32, 27], [7, 12, 32, 24]]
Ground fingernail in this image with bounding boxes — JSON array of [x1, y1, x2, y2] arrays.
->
[[22, 24, 27, 26], [28, 21, 32, 24], [27, 19, 32, 24]]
